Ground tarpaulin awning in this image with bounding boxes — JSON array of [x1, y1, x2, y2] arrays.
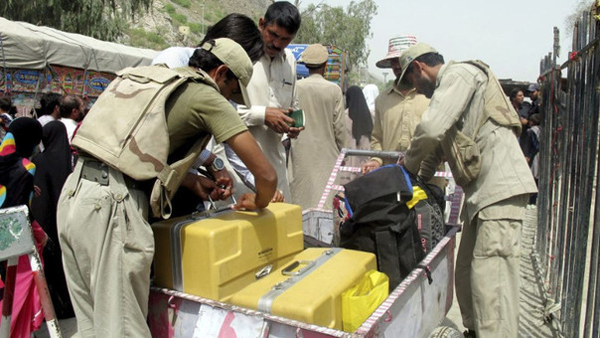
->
[[0, 16, 158, 73]]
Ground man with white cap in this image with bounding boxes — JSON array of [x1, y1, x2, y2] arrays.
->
[[397, 43, 537, 338], [57, 38, 277, 337], [289, 44, 346, 209]]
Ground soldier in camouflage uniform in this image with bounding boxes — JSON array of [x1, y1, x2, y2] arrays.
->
[[57, 39, 276, 337]]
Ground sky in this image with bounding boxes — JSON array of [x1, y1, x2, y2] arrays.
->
[[300, 0, 586, 83]]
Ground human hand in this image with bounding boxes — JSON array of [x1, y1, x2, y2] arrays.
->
[[208, 169, 234, 199], [232, 193, 262, 210], [265, 107, 294, 134], [362, 160, 381, 174], [286, 126, 304, 139], [0, 114, 12, 128], [181, 173, 228, 201], [33, 185, 41, 198], [271, 190, 285, 202]]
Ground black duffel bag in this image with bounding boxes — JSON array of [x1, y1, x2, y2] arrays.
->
[[340, 164, 443, 290]]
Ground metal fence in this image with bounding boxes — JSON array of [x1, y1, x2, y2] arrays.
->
[[535, 8, 600, 338]]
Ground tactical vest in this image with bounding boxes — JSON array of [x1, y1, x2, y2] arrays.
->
[[441, 60, 522, 186], [73, 65, 212, 219]]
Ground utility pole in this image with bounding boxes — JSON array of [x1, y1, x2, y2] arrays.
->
[[382, 72, 389, 84], [553, 26, 560, 65]]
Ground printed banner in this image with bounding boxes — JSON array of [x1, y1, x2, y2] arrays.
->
[[0, 66, 114, 98], [49, 66, 115, 97]]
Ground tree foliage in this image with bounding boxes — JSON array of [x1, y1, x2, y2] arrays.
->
[[0, 0, 153, 41], [565, 1, 594, 37], [294, 0, 377, 70]]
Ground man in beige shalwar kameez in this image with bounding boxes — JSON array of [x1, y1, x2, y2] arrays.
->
[[288, 44, 346, 209]]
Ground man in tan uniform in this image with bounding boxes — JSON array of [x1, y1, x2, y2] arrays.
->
[[398, 43, 537, 338], [289, 44, 346, 209]]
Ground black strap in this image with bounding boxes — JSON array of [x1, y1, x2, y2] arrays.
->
[[417, 264, 433, 285], [375, 230, 402, 288]]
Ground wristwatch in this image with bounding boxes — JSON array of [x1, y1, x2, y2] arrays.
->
[[211, 157, 225, 172]]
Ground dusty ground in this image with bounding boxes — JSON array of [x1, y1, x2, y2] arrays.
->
[[441, 207, 562, 338]]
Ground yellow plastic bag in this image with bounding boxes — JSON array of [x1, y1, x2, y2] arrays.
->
[[342, 270, 389, 332], [406, 185, 428, 209]]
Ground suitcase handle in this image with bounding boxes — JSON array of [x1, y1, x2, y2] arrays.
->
[[281, 260, 315, 276]]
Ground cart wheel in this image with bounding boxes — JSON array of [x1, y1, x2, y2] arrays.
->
[[428, 326, 463, 338]]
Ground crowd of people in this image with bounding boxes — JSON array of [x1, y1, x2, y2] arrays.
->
[[0, 92, 87, 336], [510, 84, 543, 204], [0, 2, 543, 337]]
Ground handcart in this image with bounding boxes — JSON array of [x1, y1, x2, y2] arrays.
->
[[148, 149, 463, 338]]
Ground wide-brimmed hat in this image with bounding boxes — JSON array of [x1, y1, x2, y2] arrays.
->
[[376, 35, 417, 69]]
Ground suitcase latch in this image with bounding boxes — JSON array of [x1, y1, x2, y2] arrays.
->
[[255, 265, 273, 279]]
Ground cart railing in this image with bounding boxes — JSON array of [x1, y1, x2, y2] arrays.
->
[[148, 225, 459, 338], [317, 148, 462, 228], [317, 149, 403, 210]]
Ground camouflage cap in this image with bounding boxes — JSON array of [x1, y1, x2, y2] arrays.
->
[[397, 43, 437, 85], [201, 38, 253, 87], [299, 44, 329, 66]]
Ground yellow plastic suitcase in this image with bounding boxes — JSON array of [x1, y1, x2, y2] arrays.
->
[[229, 247, 377, 330], [151, 203, 304, 301]]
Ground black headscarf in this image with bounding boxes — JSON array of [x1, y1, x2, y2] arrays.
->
[[32, 121, 72, 236], [31, 121, 76, 319], [0, 117, 43, 208], [346, 86, 373, 142], [7, 117, 42, 158], [39, 121, 72, 164]]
